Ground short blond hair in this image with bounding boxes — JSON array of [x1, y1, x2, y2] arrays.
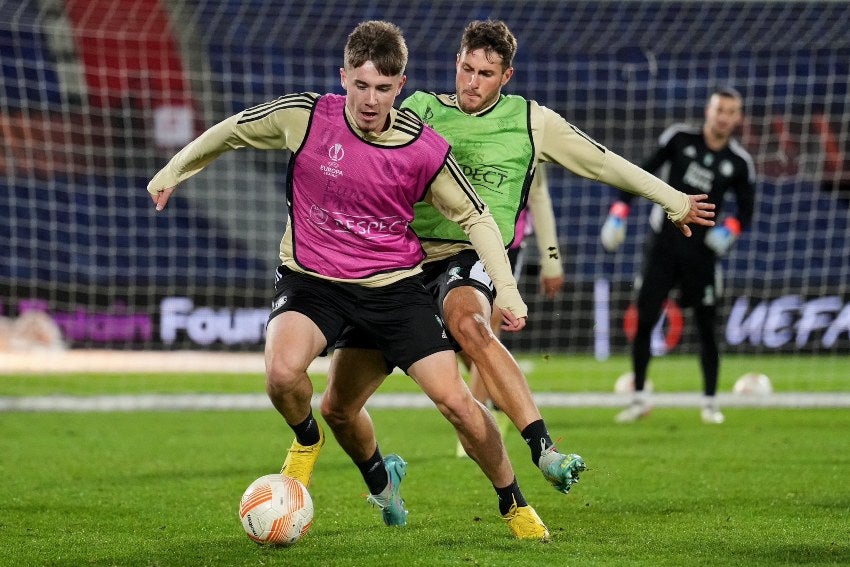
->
[[344, 20, 408, 76]]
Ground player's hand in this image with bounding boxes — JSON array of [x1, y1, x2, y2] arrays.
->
[[674, 194, 715, 237], [540, 275, 564, 299], [498, 307, 526, 332], [494, 285, 527, 325], [150, 187, 176, 211], [600, 201, 630, 252]]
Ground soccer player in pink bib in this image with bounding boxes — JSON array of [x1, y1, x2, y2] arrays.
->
[[148, 20, 550, 539]]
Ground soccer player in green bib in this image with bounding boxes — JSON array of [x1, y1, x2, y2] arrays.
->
[[321, 19, 714, 522]]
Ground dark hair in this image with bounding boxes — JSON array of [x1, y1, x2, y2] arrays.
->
[[460, 20, 517, 71], [712, 86, 743, 102], [344, 20, 408, 76]]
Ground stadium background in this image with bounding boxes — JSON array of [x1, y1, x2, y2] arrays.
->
[[1, 0, 848, 362]]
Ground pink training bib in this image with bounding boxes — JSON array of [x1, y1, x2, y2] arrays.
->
[[290, 95, 449, 279]]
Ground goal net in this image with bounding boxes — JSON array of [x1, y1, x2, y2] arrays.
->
[[2, 0, 848, 383]]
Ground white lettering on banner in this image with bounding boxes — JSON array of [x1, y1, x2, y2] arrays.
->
[[160, 297, 270, 346], [726, 295, 850, 349]]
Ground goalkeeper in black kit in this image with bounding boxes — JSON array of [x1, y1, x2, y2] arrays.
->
[[600, 87, 756, 424]]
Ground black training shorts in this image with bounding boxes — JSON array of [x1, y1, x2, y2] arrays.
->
[[269, 266, 452, 372], [338, 249, 497, 354], [421, 249, 496, 318]]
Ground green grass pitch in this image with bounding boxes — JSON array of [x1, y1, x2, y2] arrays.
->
[[2, 408, 849, 566], [1, 354, 849, 565]]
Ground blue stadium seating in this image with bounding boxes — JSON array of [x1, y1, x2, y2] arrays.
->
[[2, 0, 849, 293], [0, 175, 267, 286], [0, 2, 62, 107]]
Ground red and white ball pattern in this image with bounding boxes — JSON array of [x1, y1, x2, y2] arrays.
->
[[239, 474, 313, 546]]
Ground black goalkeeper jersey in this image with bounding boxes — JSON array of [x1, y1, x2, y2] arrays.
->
[[623, 124, 756, 241]]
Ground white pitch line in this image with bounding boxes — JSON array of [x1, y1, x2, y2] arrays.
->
[[2, 392, 850, 412]]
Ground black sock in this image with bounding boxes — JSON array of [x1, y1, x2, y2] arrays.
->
[[290, 412, 321, 446], [356, 447, 389, 495], [521, 419, 554, 466], [494, 477, 527, 515]]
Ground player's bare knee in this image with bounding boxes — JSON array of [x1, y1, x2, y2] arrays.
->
[[320, 407, 347, 429], [318, 396, 351, 428], [434, 394, 479, 430], [265, 356, 303, 395], [451, 312, 495, 354]]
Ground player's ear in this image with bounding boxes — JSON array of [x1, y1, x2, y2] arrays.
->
[[397, 75, 407, 95], [704, 95, 715, 119], [339, 67, 347, 89], [501, 67, 514, 86]]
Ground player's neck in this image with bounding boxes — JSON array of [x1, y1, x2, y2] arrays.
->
[[703, 125, 729, 152]]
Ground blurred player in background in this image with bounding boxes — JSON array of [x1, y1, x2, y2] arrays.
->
[[323, 19, 715, 501], [600, 87, 756, 424], [148, 20, 551, 540]]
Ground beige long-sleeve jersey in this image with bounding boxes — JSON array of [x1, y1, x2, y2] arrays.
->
[[524, 164, 563, 279], [147, 93, 526, 317], [421, 95, 691, 272]]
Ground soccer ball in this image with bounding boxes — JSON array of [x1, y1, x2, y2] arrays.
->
[[733, 372, 773, 395], [613, 372, 654, 394], [239, 474, 313, 546]]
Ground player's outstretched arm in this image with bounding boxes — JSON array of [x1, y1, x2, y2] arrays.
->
[[147, 112, 271, 212], [426, 161, 529, 326], [673, 194, 715, 237]]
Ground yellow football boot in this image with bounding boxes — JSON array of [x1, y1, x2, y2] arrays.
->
[[502, 502, 550, 542], [281, 423, 325, 488]]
